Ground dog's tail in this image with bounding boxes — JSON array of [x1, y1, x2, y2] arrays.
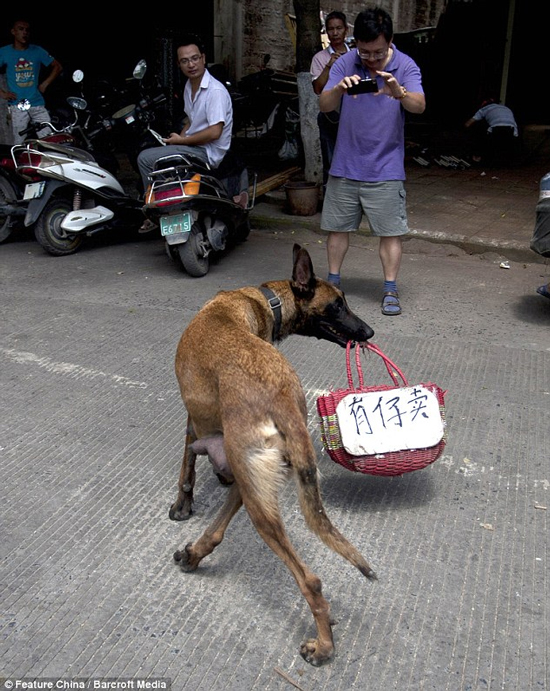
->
[[295, 458, 377, 581], [284, 425, 377, 581]]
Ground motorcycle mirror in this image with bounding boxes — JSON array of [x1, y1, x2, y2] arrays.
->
[[67, 96, 88, 111], [17, 99, 32, 112], [133, 59, 147, 80], [72, 69, 84, 83]]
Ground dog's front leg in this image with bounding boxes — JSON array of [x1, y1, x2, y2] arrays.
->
[[169, 417, 197, 521]]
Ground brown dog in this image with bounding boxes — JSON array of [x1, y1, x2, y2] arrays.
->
[[169, 244, 376, 666]]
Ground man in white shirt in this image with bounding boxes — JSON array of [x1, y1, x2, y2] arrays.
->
[[137, 34, 233, 193]]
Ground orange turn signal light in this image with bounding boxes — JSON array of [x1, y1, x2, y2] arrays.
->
[[184, 174, 201, 195]]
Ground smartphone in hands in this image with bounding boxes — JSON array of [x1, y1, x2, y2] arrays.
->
[[346, 78, 379, 95]]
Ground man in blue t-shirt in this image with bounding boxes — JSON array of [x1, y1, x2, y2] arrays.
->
[[0, 19, 62, 143], [319, 7, 425, 316]]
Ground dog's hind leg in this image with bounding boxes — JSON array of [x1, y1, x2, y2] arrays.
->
[[236, 474, 335, 664], [169, 417, 198, 521], [218, 435, 335, 666], [249, 507, 335, 664], [174, 483, 243, 571]]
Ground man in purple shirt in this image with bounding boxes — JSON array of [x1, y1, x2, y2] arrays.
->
[[319, 7, 425, 315]]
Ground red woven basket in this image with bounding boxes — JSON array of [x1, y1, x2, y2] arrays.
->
[[317, 342, 447, 476]]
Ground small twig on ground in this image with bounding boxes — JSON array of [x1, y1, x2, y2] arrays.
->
[[273, 666, 308, 691]]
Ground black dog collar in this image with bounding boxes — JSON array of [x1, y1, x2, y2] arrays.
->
[[259, 286, 282, 341]]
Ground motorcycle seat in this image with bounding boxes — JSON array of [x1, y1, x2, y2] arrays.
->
[[148, 150, 248, 204]]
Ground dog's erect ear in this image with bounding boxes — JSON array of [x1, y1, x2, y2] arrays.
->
[[291, 244, 316, 297]]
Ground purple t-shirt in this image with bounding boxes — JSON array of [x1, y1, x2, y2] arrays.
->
[[324, 45, 423, 182]]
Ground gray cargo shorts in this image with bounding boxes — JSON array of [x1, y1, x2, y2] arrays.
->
[[320, 176, 409, 236]]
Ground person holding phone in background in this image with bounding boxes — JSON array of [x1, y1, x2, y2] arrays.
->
[[319, 7, 425, 316], [310, 11, 350, 188]]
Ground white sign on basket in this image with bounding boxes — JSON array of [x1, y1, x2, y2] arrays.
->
[[335, 385, 444, 456]]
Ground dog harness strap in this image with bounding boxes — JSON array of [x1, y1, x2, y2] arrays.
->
[[259, 286, 282, 341]]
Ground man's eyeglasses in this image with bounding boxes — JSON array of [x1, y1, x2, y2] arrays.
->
[[179, 54, 203, 66], [356, 48, 387, 61]]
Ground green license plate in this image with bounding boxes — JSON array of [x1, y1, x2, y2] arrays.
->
[[160, 212, 192, 236]]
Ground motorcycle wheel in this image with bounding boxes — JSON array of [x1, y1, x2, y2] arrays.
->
[[34, 196, 84, 256], [177, 223, 210, 277], [0, 175, 17, 243]]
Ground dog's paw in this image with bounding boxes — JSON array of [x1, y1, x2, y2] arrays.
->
[[299, 638, 334, 666], [173, 543, 198, 572], [169, 501, 193, 521]]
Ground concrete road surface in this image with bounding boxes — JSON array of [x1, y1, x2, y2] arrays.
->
[[1, 226, 548, 691]]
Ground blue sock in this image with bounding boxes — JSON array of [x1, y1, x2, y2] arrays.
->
[[384, 280, 397, 293], [328, 273, 341, 286]]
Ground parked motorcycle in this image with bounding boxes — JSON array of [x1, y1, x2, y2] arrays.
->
[[11, 135, 143, 256], [0, 158, 22, 243], [0, 89, 112, 244], [4, 60, 170, 255], [230, 54, 301, 163], [142, 150, 256, 276], [103, 59, 169, 179]]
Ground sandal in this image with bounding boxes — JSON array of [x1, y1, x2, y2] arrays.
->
[[536, 284, 550, 300], [381, 290, 402, 316]]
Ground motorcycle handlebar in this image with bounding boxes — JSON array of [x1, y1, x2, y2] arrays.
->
[[137, 92, 167, 113], [18, 120, 61, 137], [18, 124, 39, 137]]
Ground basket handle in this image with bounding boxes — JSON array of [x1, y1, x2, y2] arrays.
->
[[346, 341, 409, 388]]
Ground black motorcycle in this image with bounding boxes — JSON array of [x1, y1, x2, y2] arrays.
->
[[104, 59, 170, 182], [142, 150, 256, 276]]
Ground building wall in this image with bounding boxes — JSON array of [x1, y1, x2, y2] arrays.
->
[[221, 0, 446, 79]]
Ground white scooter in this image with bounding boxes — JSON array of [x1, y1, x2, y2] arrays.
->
[[10, 63, 151, 256], [11, 136, 143, 255]]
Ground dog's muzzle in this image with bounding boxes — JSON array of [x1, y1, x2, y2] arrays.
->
[[317, 319, 374, 347]]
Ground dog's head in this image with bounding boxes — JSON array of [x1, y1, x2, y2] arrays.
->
[[290, 244, 374, 346]]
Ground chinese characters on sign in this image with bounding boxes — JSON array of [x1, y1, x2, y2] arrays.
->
[[336, 385, 444, 456]]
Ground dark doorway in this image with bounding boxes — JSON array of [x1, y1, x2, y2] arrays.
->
[[1, 10, 214, 89]]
